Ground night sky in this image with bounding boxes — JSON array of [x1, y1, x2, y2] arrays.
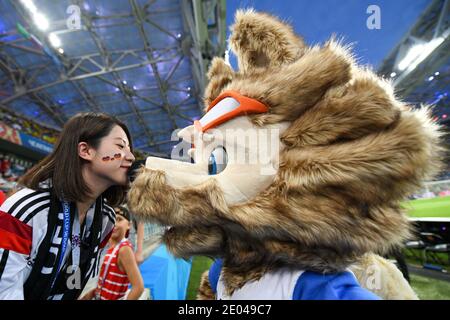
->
[[226, 0, 430, 70]]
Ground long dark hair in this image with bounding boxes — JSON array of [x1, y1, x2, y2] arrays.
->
[[19, 112, 133, 206]]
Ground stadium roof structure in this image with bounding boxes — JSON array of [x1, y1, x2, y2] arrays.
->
[[377, 0, 449, 123], [0, 0, 226, 157]]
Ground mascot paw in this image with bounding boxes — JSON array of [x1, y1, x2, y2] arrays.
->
[[351, 253, 419, 300]]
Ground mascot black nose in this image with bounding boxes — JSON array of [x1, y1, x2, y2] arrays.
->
[[127, 160, 145, 183]]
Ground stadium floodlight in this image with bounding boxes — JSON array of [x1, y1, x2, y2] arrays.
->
[[20, 0, 49, 31], [48, 33, 61, 47], [33, 12, 49, 31], [397, 37, 444, 71], [20, 0, 37, 13]]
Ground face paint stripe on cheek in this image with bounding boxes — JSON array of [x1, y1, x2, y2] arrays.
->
[[102, 153, 123, 162]]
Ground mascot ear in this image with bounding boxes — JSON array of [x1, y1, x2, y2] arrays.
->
[[204, 57, 234, 109], [229, 9, 305, 74]]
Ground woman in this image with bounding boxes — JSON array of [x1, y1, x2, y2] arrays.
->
[[81, 206, 144, 300], [0, 112, 135, 300]]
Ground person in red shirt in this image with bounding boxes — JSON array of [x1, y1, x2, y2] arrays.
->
[[81, 207, 144, 300], [0, 190, 6, 206]]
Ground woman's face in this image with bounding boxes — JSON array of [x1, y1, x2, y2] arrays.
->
[[88, 125, 135, 186]]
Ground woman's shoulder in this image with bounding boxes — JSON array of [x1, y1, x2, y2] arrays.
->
[[0, 187, 51, 221]]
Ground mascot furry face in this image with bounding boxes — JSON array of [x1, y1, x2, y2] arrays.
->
[[128, 10, 442, 299]]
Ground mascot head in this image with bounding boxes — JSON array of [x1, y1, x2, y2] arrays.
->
[[128, 9, 442, 291]]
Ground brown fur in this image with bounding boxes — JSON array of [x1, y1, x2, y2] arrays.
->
[[163, 225, 225, 259], [197, 271, 215, 300], [128, 9, 444, 297], [221, 39, 355, 124], [350, 253, 419, 300], [229, 9, 305, 74], [204, 57, 234, 107]]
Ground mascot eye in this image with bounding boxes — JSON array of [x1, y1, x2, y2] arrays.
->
[[208, 146, 228, 175]]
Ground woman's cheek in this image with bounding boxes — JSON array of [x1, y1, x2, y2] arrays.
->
[[101, 152, 124, 164]]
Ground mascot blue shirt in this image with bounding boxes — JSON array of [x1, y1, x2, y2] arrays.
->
[[209, 259, 380, 300]]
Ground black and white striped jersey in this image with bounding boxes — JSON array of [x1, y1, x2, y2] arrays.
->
[[0, 187, 115, 300]]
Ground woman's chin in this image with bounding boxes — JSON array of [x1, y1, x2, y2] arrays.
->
[[107, 179, 127, 189]]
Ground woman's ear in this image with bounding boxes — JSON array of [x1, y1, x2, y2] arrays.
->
[[78, 142, 95, 161]]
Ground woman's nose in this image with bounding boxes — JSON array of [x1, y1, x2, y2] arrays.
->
[[125, 150, 136, 162]]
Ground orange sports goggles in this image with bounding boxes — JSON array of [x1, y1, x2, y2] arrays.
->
[[194, 90, 269, 132]]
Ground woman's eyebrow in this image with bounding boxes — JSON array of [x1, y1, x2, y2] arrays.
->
[[114, 137, 129, 146]]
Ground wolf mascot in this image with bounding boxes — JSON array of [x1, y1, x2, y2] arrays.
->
[[128, 10, 442, 299]]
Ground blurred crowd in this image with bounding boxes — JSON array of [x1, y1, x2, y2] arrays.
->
[[0, 109, 148, 161], [0, 109, 59, 145], [0, 153, 34, 192]]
